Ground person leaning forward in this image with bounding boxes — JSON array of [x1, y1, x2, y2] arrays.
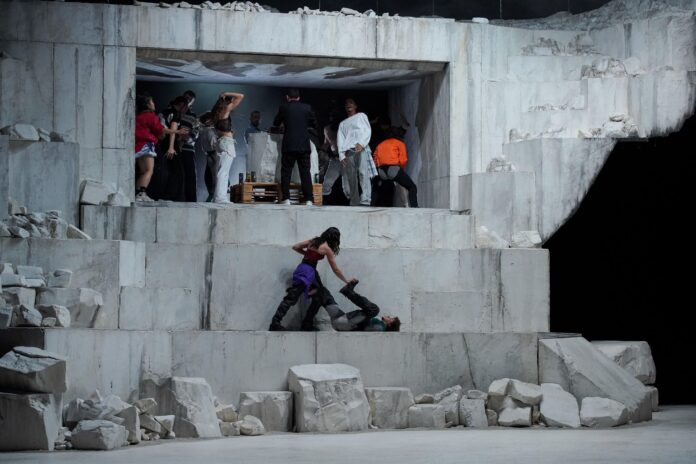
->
[[273, 88, 318, 205]]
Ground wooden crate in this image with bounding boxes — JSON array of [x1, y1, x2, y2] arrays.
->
[[232, 182, 322, 205]]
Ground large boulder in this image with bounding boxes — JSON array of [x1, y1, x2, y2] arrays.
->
[[459, 398, 488, 427], [0, 392, 62, 451], [407, 404, 447, 428], [539, 383, 580, 428], [238, 391, 293, 432], [433, 385, 462, 425], [140, 375, 221, 438], [364, 387, 414, 429], [580, 397, 629, 427], [0, 346, 67, 393], [71, 420, 128, 450], [539, 337, 652, 423], [288, 364, 369, 433], [592, 341, 656, 385]]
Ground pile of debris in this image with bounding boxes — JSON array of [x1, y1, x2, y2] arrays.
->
[[1, 263, 104, 329], [0, 209, 90, 240], [0, 123, 66, 142], [289, 7, 393, 18], [136, 1, 269, 12]]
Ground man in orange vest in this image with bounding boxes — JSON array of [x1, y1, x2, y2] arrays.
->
[[372, 130, 418, 207]]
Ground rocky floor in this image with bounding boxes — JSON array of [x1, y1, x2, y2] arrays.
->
[[2, 406, 694, 464]]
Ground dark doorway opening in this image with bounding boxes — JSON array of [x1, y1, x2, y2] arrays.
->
[[546, 114, 696, 404]]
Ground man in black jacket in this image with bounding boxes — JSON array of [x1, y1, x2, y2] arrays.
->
[[273, 88, 318, 205]]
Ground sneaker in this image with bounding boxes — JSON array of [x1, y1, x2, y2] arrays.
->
[[305, 201, 313, 206], [269, 321, 287, 331], [279, 199, 291, 205], [340, 279, 359, 295], [135, 191, 154, 202]]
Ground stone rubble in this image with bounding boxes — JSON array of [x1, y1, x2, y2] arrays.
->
[[36, 304, 71, 328], [539, 383, 580, 428], [36, 288, 103, 328], [239, 415, 266, 436], [407, 404, 447, 428], [497, 397, 532, 427], [71, 420, 129, 450], [433, 385, 462, 425], [238, 391, 293, 432], [288, 364, 370, 433], [0, 210, 88, 240], [155, 415, 176, 438], [364, 387, 414, 429], [220, 420, 241, 436], [115, 405, 141, 444], [508, 379, 543, 406], [11, 304, 43, 326], [216, 403, 239, 423], [459, 398, 488, 427], [580, 397, 629, 427], [0, 346, 67, 393], [486, 157, 516, 172]]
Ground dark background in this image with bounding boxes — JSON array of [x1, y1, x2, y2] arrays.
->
[[68, 0, 612, 20]]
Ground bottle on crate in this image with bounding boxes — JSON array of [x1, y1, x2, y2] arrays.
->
[[239, 173, 244, 184]]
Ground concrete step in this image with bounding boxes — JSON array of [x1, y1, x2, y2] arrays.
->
[[0, 328, 539, 406], [0, 237, 144, 328], [81, 203, 474, 250]]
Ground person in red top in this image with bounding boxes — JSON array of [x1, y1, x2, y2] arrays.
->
[[372, 130, 418, 207], [134, 94, 188, 202]]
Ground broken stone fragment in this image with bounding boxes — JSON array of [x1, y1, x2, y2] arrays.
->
[[66, 224, 91, 239], [580, 397, 629, 427], [139, 413, 162, 434], [0, 346, 67, 393], [80, 180, 112, 206], [539, 383, 580, 428], [511, 230, 543, 248], [36, 305, 71, 328], [41, 316, 57, 327], [288, 364, 370, 433], [23, 277, 46, 288], [0, 392, 62, 451], [36, 288, 103, 328], [216, 403, 239, 423], [155, 414, 175, 437], [459, 398, 488, 427], [0, 123, 40, 141], [220, 420, 241, 436], [1, 273, 28, 287], [238, 391, 292, 432], [508, 379, 543, 406], [364, 387, 414, 429], [407, 404, 446, 428], [497, 397, 532, 427], [116, 406, 141, 444], [466, 390, 488, 401], [239, 415, 265, 436], [47, 269, 73, 288], [486, 409, 498, 426], [2, 288, 36, 307], [591, 341, 656, 385], [414, 393, 435, 404], [134, 397, 157, 414], [488, 378, 511, 398], [63, 393, 130, 428], [433, 385, 462, 425], [11, 304, 43, 327], [71, 420, 128, 450]]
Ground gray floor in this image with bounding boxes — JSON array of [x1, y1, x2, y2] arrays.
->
[[3, 406, 695, 464]]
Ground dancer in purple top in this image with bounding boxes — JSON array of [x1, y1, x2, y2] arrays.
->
[[269, 227, 356, 331]]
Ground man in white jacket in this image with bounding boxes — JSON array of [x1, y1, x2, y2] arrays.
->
[[337, 99, 376, 206]]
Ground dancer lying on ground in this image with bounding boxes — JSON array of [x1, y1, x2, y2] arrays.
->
[[269, 227, 355, 331], [301, 280, 401, 332]]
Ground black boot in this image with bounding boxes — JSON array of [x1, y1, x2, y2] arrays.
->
[[269, 320, 287, 331], [340, 279, 359, 295]]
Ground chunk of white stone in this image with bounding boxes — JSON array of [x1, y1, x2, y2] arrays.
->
[[63, 393, 129, 427], [288, 364, 370, 433], [621, 56, 644, 76], [511, 231, 543, 248], [592, 341, 656, 385], [36, 304, 71, 328], [35, 288, 102, 328], [497, 398, 532, 427], [364, 387, 414, 429], [238, 392, 292, 432], [239, 415, 265, 436], [8, 226, 30, 239], [23, 278, 46, 288], [115, 406, 140, 444], [459, 398, 488, 427], [647, 386, 658, 412], [220, 420, 241, 436], [433, 385, 462, 425], [580, 397, 629, 427], [134, 398, 157, 414], [216, 403, 238, 422], [486, 157, 516, 172], [476, 226, 510, 249], [486, 409, 498, 426], [41, 316, 56, 327], [66, 224, 91, 239], [0, 263, 14, 274], [47, 270, 73, 288], [539, 383, 580, 428], [15, 265, 43, 279], [139, 413, 162, 434], [508, 379, 543, 406], [472, 17, 489, 23], [71, 420, 128, 450], [155, 414, 175, 437], [80, 180, 112, 205], [0, 346, 66, 393], [415, 393, 435, 404], [407, 404, 446, 428], [139, 375, 221, 438], [2, 288, 35, 307], [1, 123, 39, 141], [0, 392, 62, 451], [1, 273, 28, 287], [11, 304, 42, 327], [467, 390, 488, 401], [0, 306, 12, 329], [488, 378, 511, 398]]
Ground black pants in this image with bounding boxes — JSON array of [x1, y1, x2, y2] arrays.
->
[[273, 273, 324, 326], [204, 150, 215, 197], [281, 151, 313, 202], [377, 165, 418, 207], [303, 285, 380, 331], [181, 148, 198, 202]]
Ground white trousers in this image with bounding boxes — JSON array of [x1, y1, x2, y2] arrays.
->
[[214, 148, 235, 203]]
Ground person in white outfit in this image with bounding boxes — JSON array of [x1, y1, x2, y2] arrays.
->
[[214, 119, 236, 204], [337, 99, 376, 206]]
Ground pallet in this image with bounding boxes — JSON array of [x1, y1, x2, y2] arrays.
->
[[232, 182, 322, 205]]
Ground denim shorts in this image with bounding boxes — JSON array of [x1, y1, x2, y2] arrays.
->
[[135, 142, 157, 159]]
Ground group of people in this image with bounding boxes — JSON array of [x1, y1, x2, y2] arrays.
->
[[133, 87, 419, 208], [269, 227, 401, 332], [134, 89, 245, 203]]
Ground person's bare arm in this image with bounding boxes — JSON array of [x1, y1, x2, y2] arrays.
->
[[225, 93, 244, 113], [321, 245, 351, 284], [166, 121, 178, 159], [292, 239, 311, 256]]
